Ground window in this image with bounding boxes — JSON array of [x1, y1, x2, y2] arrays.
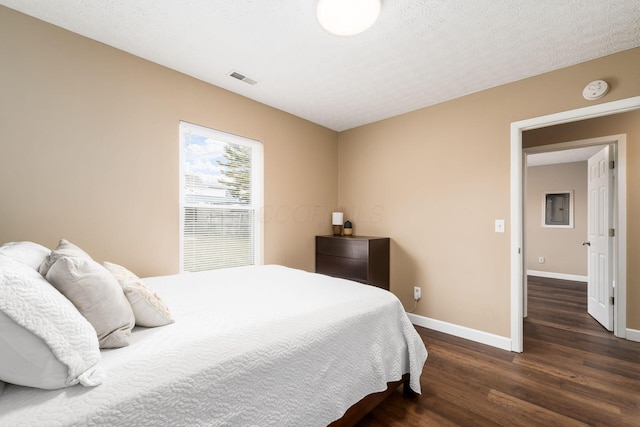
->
[[179, 122, 263, 272], [542, 190, 573, 228]]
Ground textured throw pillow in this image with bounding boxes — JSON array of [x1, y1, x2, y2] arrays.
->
[[43, 240, 135, 349], [104, 262, 174, 327], [0, 255, 103, 389], [0, 241, 50, 270]]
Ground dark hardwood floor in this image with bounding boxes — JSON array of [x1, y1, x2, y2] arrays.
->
[[356, 276, 640, 426]]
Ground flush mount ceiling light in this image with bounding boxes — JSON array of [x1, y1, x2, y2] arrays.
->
[[317, 0, 381, 36]]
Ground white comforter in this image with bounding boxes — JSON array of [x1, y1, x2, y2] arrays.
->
[[0, 265, 427, 426]]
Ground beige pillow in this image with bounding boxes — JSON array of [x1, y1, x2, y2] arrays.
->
[[39, 239, 91, 276], [104, 262, 174, 327], [44, 241, 135, 349]]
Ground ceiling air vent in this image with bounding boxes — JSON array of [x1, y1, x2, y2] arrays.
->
[[228, 71, 257, 85]]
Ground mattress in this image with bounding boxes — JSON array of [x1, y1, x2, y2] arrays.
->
[[0, 265, 427, 426]]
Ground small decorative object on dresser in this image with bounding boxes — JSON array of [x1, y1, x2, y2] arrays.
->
[[316, 235, 390, 290], [343, 220, 353, 236], [331, 212, 344, 236]]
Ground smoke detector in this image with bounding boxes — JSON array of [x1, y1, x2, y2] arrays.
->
[[582, 80, 609, 100]]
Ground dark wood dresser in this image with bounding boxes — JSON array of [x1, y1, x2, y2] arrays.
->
[[315, 235, 390, 290]]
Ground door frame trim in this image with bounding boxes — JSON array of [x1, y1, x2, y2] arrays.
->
[[510, 96, 640, 352]]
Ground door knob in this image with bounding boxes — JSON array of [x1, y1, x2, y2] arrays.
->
[[582, 241, 591, 246]]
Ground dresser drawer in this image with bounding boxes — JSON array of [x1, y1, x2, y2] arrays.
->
[[316, 237, 368, 259], [316, 254, 368, 282], [315, 235, 390, 290]]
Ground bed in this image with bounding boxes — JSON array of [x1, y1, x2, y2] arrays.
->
[[0, 243, 427, 426]]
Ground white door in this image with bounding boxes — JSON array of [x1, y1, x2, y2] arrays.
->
[[586, 146, 613, 330]]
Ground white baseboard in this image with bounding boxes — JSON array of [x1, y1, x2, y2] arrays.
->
[[407, 313, 512, 351], [407, 313, 639, 351], [626, 328, 640, 343], [527, 270, 588, 282]]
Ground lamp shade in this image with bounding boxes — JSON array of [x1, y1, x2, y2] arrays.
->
[[317, 0, 381, 36], [332, 212, 344, 225]]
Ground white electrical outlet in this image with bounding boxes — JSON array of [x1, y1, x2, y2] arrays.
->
[[413, 286, 421, 301], [538, 257, 545, 264]]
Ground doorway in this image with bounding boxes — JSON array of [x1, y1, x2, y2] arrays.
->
[[523, 138, 618, 332], [509, 96, 640, 353]]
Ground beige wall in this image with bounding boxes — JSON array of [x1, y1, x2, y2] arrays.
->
[[0, 7, 338, 277], [2, 5, 640, 339], [339, 47, 640, 337], [525, 162, 588, 276], [524, 110, 640, 332]]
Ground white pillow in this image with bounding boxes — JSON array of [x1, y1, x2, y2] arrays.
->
[[0, 241, 50, 270], [104, 262, 174, 327], [46, 255, 135, 349], [0, 255, 103, 389]]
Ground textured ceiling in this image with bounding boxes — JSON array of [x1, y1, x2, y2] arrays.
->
[[2, 0, 639, 131]]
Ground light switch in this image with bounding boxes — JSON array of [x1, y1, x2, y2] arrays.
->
[[495, 219, 505, 233]]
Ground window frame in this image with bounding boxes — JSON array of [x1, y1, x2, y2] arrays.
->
[[178, 121, 263, 272]]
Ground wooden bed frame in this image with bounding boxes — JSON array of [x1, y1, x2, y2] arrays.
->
[[330, 374, 414, 426]]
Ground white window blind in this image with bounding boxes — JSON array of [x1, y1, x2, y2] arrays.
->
[[179, 122, 263, 272]]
